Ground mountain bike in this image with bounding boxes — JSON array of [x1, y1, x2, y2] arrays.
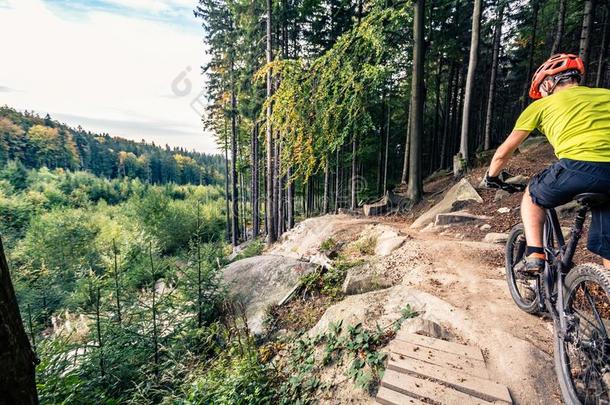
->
[[502, 184, 610, 405]]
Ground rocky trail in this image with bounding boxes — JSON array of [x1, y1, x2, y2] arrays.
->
[[222, 141, 571, 404], [224, 214, 561, 404]]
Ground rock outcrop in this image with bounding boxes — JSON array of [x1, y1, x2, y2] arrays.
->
[[223, 255, 315, 335], [411, 179, 483, 229]]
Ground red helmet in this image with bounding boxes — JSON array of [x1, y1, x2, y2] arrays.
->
[[529, 53, 585, 99]]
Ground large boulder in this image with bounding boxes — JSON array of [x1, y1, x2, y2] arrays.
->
[[342, 263, 393, 295], [363, 194, 389, 216], [223, 255, 315, 335], [411, 179, 483, 229]]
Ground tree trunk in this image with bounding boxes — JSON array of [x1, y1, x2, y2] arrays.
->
[[440, 64, 456, 169], [196, 204, 203, 328], [401, 102, 412, 184], [112, 239, 121, 324], [407, 0, 425, 202], [148, 244, 159, 379], [580, 0, 596, 83], [596, 2, 609, 87], [383, 95, 390, 194], [432, 60, 443, 169], [273, 138, 281, 236], [287, 167, 294, 229], [350, 135, 357, 210], [251, 123, 260, 238], [323, 158, 330, 213], [223, 116, 231, 242], [230, 60, 239, 247], [456, 0, 482, 175], [334, 148, 340, 212], [550, 0, 566, 56], [484, 4, 504, 151], [0, 237, 38, 405], [265, 0, 276, 244], [95, 285, 105, 378]]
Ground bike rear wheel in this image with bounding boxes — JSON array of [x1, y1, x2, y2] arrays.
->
[[555, 263, 610, 405], [505, 224, 541, 314]]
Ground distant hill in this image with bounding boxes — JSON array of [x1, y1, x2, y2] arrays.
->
[[0, 106, 224, 185]]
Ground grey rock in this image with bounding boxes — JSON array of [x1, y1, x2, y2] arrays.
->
[[434, 211, 490, 226], [223, 255, 315, 335], [494, 189, 510, 202], [411, 179, 483, 229], [363, 194, 389, 217], [480, 224, 492, 231], [399, 317, 447, 339], [342, 264, 392, 295], [375, 235, 407, 256], [483, 232, 509, 244]]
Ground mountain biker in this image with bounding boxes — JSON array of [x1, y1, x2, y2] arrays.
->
[[485, 53, 610, 274]]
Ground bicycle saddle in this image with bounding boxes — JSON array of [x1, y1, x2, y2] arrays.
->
[[573, 192, 610, 208]]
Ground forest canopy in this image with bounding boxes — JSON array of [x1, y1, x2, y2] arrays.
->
[[196, 0, 610, 247], [0, 106, 225, 186]]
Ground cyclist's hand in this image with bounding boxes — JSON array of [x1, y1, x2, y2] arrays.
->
[[484, 171, 526, 193]]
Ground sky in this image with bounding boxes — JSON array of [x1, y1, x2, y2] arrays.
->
[[0, 0, 217, 154]]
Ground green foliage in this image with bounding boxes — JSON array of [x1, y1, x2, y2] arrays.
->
[[259, 6, 410, 181], [1, 161, 230, 404], [231, 238, 265, 261], [353, 234, 378, 256], [320, 237, 337, 252]]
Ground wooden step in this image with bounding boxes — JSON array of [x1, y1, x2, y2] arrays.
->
[[387, 354, 512, 404], [387, 338, 489, 379], [375, 386, 427, 405], [381, 368, 497, 405], [395, 332, 484, 362]]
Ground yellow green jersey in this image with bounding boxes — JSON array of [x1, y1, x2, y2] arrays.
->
[[513, 85, 610, 162]]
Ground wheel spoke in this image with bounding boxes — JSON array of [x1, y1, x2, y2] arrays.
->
[[564, 274, 610, 403], [582, 283, 608, 338], [573, 308, 607, 336]]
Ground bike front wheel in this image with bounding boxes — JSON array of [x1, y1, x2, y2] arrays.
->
[[555, 263, 610, 405], [505, 224, 541, 314]]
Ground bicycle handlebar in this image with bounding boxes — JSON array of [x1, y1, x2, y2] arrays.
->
[[484, 171, 527, 194]]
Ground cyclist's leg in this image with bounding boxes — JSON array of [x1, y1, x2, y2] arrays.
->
[[521, 185, 545, 249], [604, 258, 609, 269]]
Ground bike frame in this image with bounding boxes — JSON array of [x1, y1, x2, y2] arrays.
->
[[542, 205, 589, 329]]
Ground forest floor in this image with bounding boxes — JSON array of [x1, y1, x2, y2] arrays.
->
[[257, 141, 582, 404]]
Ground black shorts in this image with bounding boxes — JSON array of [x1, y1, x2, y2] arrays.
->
[[529, 159, 610, 260]]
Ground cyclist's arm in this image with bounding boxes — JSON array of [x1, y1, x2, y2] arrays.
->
[[488, 130, 530, 177]]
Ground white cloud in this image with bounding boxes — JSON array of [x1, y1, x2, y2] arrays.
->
[[0, 0, 217, 153], [101, 0, 196, 15]]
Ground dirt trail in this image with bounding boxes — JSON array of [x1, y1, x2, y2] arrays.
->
[[281, 216, 561, 404], [393, 233, 560, 404]]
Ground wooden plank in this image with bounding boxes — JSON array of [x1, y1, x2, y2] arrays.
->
[[381, 368, 496, 405], [375, 386, 427, 405], [395, 332, 484, 362], [387, 339, 489, 379], [387, 354, 512, 404]]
